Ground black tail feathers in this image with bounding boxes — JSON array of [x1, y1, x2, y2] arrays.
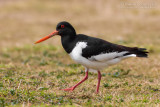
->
[[132, 47, 149, 58]]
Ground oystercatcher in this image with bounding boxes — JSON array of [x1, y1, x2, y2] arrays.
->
[[35, 21, 148, 93]]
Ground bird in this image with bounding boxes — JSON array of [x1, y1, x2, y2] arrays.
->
[[35, 21, 148, 93]]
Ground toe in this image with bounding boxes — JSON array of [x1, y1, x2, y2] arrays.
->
[[61, 87, 74, 91]]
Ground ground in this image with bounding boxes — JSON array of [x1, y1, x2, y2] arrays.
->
[[0, 0, 160, 106]]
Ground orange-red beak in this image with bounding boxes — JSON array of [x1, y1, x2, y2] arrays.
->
[[35, 30, 59, 44]]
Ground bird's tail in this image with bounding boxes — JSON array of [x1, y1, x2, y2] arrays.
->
[[130, 47, 148, 58]]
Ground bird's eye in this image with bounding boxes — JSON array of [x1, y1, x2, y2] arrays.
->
[[61, 25, 65, 28]]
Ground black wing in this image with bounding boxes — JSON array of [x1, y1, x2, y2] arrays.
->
[[78, 34, 148, 59]]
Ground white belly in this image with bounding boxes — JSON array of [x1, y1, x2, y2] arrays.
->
[[70, 54, 122, 70]]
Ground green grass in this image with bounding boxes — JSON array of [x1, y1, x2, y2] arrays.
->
[[0, 0, 160, 106], [0, 45, 160, 106]]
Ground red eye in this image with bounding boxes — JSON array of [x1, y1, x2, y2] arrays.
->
[[61, 25, 65, 28]]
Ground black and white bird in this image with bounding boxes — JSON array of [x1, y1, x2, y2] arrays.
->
[[35, 21, 148, 93]]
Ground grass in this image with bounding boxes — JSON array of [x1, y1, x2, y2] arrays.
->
[[0, 0, 160, 106], [0, 45, 160, 106]]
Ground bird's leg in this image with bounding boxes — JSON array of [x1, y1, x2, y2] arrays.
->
[[96, 71, 101, 93], [61, 69, 89, 91]]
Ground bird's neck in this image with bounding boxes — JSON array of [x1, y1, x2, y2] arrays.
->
[[61, 34, 76, 53]]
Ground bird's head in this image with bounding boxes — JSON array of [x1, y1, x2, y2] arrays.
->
[[35, 21, 76, 44]]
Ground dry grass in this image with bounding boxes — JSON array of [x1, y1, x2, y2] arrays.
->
[[0, 0, 160, 106]]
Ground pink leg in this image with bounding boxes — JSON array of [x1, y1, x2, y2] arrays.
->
[[96, 71, 101, 93], [61, 69, 88, 91]]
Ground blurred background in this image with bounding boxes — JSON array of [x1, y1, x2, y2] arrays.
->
[[0, 0, 160, 106], [0, 0, 159, 49]]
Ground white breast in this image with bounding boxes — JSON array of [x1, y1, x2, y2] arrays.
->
[[69, 42, 87, 62]]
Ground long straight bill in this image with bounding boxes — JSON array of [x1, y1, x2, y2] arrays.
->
[[35, 30, 58, 44]]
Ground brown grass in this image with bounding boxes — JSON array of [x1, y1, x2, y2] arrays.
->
[[0, 0, 160, 106]]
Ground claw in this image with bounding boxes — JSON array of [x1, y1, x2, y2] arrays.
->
[[61, 87, 74, 91]]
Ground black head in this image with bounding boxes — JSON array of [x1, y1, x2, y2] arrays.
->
[[35, 21, 76, 44], [56, 21, 76, 36]]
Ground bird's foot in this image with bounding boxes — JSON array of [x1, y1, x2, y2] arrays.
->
[[61, 87, 75, 91], [96, 91, 99, 94]]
